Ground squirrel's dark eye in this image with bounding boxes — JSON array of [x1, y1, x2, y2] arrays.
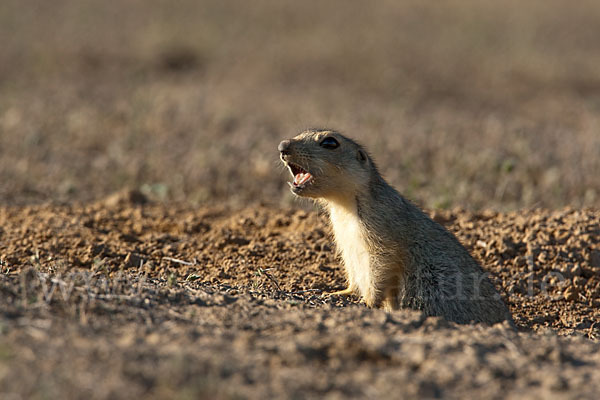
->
[[320, 137, 339, 149]]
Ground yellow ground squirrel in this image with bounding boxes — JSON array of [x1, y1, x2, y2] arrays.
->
[[279, 129, 512, 325]]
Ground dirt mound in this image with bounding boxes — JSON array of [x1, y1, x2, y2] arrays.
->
[[1, 196, 599, 398], [2, 194, 599, 334]]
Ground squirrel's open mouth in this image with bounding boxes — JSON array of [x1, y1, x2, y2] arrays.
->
[[287, 162, 314, 188]]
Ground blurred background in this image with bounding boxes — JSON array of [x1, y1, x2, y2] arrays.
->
[[1, 0, 599, 210]]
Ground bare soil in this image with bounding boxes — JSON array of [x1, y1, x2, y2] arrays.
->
[[1, 192, 599, 399], [2, 0, 600, 210]]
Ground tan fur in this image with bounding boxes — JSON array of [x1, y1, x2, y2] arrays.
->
[[279, 129, 513, 325], [328, 198, 375, 304]]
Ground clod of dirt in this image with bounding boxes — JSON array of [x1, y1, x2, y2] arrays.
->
[[157, 46, 202, 73]]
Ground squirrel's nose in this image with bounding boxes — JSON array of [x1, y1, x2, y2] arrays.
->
[[278, 140, 292, 155]]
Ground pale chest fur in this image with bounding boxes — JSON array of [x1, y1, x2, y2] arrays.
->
[[328, 201, 374, 299]]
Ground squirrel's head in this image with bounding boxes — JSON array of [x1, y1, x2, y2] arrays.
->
[[278, 129, 374, 203]]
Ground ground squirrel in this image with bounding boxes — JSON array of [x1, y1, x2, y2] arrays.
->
[[279, 129, 512, 325]]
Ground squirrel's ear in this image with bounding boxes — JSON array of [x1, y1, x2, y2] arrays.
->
[[357, 149, 368, 163]]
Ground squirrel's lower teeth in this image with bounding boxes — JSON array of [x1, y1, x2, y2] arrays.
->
[[299, 173, 312, 185], [294, 173, 312, 186]]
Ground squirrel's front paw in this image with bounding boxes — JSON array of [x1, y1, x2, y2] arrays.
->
[[327, 287, 354, 297]]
